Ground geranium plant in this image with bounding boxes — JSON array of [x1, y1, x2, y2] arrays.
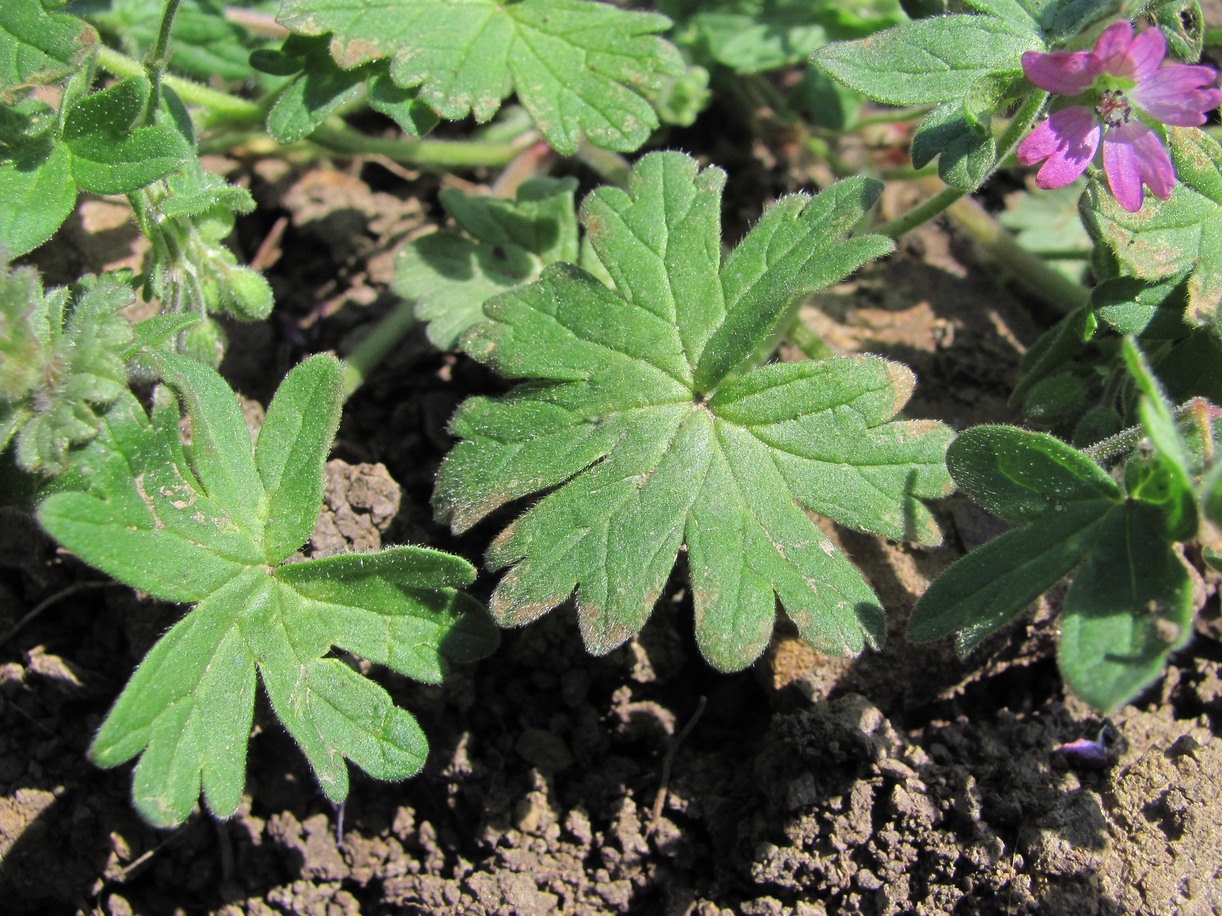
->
[[1, 0, 1221, 829]]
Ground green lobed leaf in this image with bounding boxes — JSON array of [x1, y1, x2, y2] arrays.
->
[[367, 68, 440, 137], [40, 351, 495, 826], [1059, 504, 1193, 714], [1148, 0, 1205, 62], [1090, 275, 1191, 338], [255, 354, 344, 562], [909, 102, 996, 192], [275, 0, 684, 155], [67, 126, 195, 196], [0, 1, 97, 101], [255, 34, 370, 144], [140, 348, 265, 526], [1081, 128, 1222, 328], [1010, 305, 1096, 408], [961, 0, 1045, 30], [394, 177, 580, 350], [1153, 329, 1222, 407], [909, 414, 1205, 711], [811, 14, 1044, 106], [0, 259, 55, 401], [437, 151, 947, 671], [90, 567, 262, 826], [907, 500, 1116, 652]]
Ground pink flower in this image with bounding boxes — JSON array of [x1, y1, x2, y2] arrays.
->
[[1016, 21, 1221, 212]]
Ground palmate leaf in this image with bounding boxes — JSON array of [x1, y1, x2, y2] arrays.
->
[[436, 152, 953, 671], [37, 351, 497, 827], [275, 0, 684, 154]]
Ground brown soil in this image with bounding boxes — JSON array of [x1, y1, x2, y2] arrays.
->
[[3, 135, 1222, 916]]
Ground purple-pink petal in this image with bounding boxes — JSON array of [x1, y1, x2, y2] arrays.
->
[[1017, 106, 1101, 189], [1102, 120, 1175, 211], [1131, 64, 1222, 126], [1118, 25, 1166, 81], [1092, 20, 1135, 75], [1021, 50, 1098, 95]]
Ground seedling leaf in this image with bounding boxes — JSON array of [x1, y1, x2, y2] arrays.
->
[[436, 152, 950, 671], [38, 352, 497, 826], [0, 262, 133, 475], [275, 0, 684, 154]]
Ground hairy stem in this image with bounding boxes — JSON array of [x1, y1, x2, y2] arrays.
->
[[97, 44, 262, 124], [1083, 397, 1221, 464], [310, 123, 525, 169], [144, 0, 183, 122]]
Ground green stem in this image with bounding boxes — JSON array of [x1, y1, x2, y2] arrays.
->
[[341, 301, 419, 400], [788, 318, 836, 360], [96, 44, 262, 123], [97, 45, 527, 167], [575, 141, 631, 187], [875, 185, 964, 240], [310, 122, 525, 169], [875, 90, 1048, 239], [944, 194, 1091, 313], [144, 0, 183, 122]]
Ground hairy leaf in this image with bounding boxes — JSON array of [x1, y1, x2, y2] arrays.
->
[[276, 0, 684, 154], [910, 423, 1202, 712], [1059, 504, 1193, 713], [61, 76, 193, 195], [436, 152, 950, 671], [1081, 128, 1222, 328], [38, 352, 497, 826], [0, 262, 133, 475], [0, 140, 76, 257], [811, 14, 1043, 106], [0, 1, 97, 101], [394, 177, 580, 349]]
